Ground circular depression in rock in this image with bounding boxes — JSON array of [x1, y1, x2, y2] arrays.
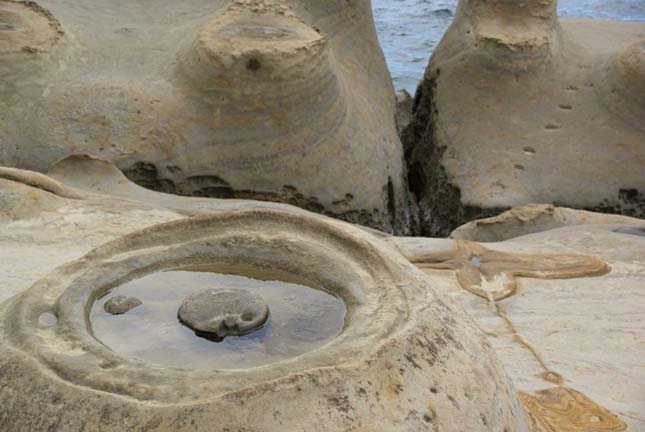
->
[[90, 268, 345, 370]]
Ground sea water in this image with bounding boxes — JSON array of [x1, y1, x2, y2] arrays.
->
[[373, 0, 645, 92]]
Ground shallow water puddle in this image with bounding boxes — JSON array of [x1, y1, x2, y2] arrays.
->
[[91, 268, 345, 370]]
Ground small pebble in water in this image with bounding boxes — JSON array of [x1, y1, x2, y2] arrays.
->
[[614, 226, 645, 237], [104, 295, 142, 315], [38, 312, 58, 327]]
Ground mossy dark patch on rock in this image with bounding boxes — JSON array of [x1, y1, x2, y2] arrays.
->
[[401, 70, 645, 236], [401, 70, 505, 237], [123, 161, 414, 235], [583, 188, 645, 220]]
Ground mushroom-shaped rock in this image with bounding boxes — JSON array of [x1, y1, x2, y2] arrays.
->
[[0, 0, 412, 234], [178, 289, 269, 341], [104, 295, 142, 315], [402, 0, 645, 236]]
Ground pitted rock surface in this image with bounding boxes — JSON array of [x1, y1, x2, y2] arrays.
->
[[104, 295, 142, 315], [178, 289, 269, 341]]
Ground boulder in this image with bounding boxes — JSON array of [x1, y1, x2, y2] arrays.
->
[[402, 0, 645, 236], [177, 289, 269, 340], [0, 0, 414, 233], [0, 172, 527, 430]]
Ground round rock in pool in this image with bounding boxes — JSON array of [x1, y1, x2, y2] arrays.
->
[[104, 296, 142, 315], [178, 289, 269, 341]]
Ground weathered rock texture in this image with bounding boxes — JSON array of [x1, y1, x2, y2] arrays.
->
[[0, 0, 414, 233], [0, 164, 527, 431], [402, 0, 645, 236], [451, 204, 645, 242], [2, 161, 645, 430], [178, 289, 269, 340], [389, 215, 645, 431], [407, 239, 610, 301]]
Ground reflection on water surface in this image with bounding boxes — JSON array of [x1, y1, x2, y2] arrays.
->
[[91, 268, 345, 370]]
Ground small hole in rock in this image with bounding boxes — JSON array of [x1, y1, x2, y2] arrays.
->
[[523, 146, 536, 155], [246, 58, 261, 71], [38, 312, 58, 327]]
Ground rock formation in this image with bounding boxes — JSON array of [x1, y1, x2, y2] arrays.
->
[[1, 0, 644, 429], [0, 0, 414, 233], [178, 289, 270, 340], [388, 213, 645, 431], [104, 295, 142, 315], [402, 0, 645, 236], [450, 203, 645, 242], [0, 167, 527, 430], [1, 161, 643, 430]]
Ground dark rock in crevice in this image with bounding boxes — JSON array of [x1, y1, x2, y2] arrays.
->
[[124, 162, 178, 194], [395, 90, 413, 136], [580, 188, 645, 220], [386, 177, 397, 227], [401, 69, 505, 237]]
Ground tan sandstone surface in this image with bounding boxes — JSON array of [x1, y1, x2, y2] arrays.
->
[[0, 163, 528, 431], [0, 162, 643, 430], [402, 0, 645, 236], [0, 0, 414, 233]]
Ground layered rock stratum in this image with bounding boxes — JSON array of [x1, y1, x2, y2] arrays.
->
[[0, 0, 414, 233]]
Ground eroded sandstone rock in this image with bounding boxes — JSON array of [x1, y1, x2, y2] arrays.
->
[[450, 204, 645, 242], [402, 0, 645, 236], [0, 0, 414, 233], [389, 219, 645, 431], [2, 164, 644, 430], [405, 239, 610, 301], [178, 289, 269, 340], [0, 171, 527, 431]]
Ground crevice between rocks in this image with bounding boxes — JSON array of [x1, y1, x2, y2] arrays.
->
[[400, 69, 505, 237]]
